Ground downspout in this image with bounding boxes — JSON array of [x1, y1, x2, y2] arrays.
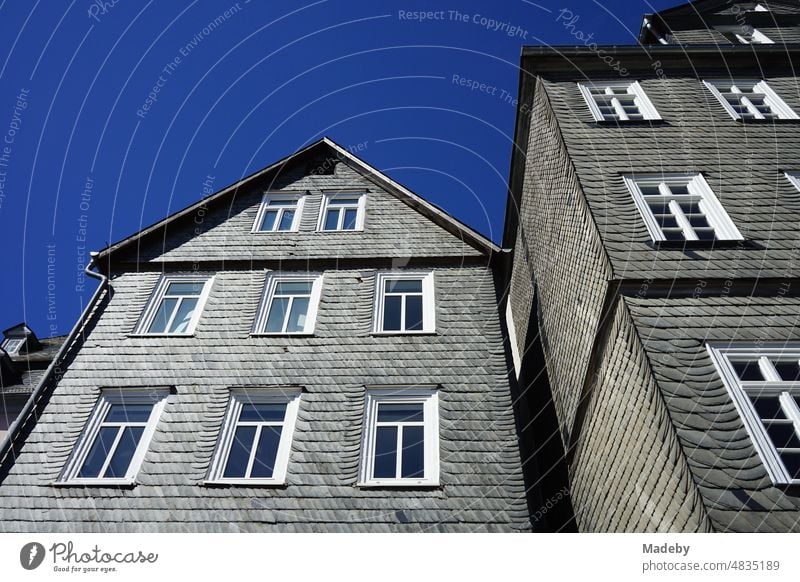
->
[[643, 16, 670, 45], [0, 251, 109, 468]]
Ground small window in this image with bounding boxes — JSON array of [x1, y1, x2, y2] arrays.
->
[[206, 388, 301, 484], [716, 25, 774, 44], [1, 338, 24, 354], [785, 172, 800, 193], [707, 344, 800, 485], [578, 81, 661, 122], [751, 3, 769, 11], [373, 272, 435, 334], [135, 276, 214, 336], [704, 80, 798, 120], [252, 193, 305, 232], [59, 389, 168, 484], [318, 192, 366, 231], [252, 273, 323, 335], [359, 388, 439, 487], [623, 174, 743, 242]]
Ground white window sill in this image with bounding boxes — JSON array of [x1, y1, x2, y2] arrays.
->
[[250, 229, 300, 234], [358, 480, 440, 488], [128, 333, 197, 338], [202, 479, 287, 487], [370, 331, 437, 336], [53, 479, 137, 488], [250, 332, 315, 337], [315, 229, 364, 233]]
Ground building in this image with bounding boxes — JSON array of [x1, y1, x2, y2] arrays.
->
[[0, 138, 534, 532], [0, 324, 64, 442], [504, 0, 800, 531]]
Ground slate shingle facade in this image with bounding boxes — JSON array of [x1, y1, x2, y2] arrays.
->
[[506, 0, 800, 532], [0, 140, 532, 532]]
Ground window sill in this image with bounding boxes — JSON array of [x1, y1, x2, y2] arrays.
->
[[202, 479, 287, 488], [371, 331, 437, 337], [128, 333, 197, 338], [250, 332, 315, 338], [53, 479, 137, 488], [648, 238, 747, 250], [593, 118, 666, 126], [250, 229, 301, 234], [315, 229, 364, 234], [734, 117, 800, 123], [357, 480, 440, 489]]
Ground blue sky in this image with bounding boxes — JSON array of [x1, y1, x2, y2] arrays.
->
[[0, 0, 677, 337]]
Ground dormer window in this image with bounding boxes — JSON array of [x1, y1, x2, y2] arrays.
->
[[318, 192, 366, 231], [715, 25, 774, 44], [578, 81, 661, 122], [252, 193, 305, 232], [703, 80, 798, 120], [1, 338, 24, 355]]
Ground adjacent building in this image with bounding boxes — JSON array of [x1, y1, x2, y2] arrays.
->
[[0, 138, 534, 532], [504, 0, 800, 531]]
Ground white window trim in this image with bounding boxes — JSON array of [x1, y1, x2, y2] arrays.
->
[[316, 191, 367, 232], [577, 81, 662, 122], [751, 3, 769, 11], [623, 173, 743, 242], [57, 388, 169, 486], [372, 271, 436, 334], [358, 387, 440, 487], [251, 272, 324, 336], [132, 275, 214, 337], [205, 387, 301, 486], [1, 338, 24, 354], [703, 79, 798, 120], [707, 343, 800, 486], [251, 191, 306, 233]]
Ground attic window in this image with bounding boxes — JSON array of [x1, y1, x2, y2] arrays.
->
[[578, 81, 661, 122], [707, 344, 800, 486], [704, 80, 798, 120], [623, 174, 743, 242], [1, 338, 24, 355], [252, 193, 305, 233], [318, 192, 366, 231]]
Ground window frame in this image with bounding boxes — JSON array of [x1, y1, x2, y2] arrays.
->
[[251, 191, 306, 233], [715, 25, 774, 44], [372, 271, 436, 335], [252, 272, 324, 336], [132, 275, 214, 337], [316, 191, 367, 232], [785, 172, 800, 193], [205, 387, 302, 486], [703, 79, 798, 121], [57, 388, 169, 486], [1, 338, 24, 354], [707, 343, 800, 486], [623, 173, 743, 242], [577, 80, 662, 122], [358, 387, 440, 487]]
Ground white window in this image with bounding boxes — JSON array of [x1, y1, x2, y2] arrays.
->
[[252, 192, 305, 232], [134, 276, 214, 336], [623, 174, 742, 242], [707, 344, 800, 485], [578, 81, 661, 122], [252, 273, 323, 335], [704, 79, 798, 120], [359, 388, 439, 487], [58, 389, 168, 485], [206, 388, 301, 485], [318, 192, 366, 231], [1, 338, 24, 354], [785, 172, 800, 193], [373, 272, 435, 334], [716, 25, 774, 44]]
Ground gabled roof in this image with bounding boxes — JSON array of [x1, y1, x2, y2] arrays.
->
[[651, 0, 797, 18], [97, 137, 499, 263]]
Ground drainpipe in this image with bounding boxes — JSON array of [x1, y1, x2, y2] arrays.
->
[[0, 252, 109, 468], [643, 16, 670, 45]]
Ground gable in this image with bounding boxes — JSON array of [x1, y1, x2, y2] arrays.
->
[[104, 139, 495, 266]]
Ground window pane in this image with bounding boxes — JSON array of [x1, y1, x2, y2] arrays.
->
[[250, 426, 283, 478], [732, 360, 765, 381], [106, 403, 153, 423], [773, 360, 800, 382], [168, 298, 198, 333], [324, 209, 340, 231], [165, 282, 204, 296], [373, 426, 397, 479], [275, 281, 314, 295], [278, 210, 295, 231], [267, 199, 297, 207], [330, 197, 360, 205], [385, 279, 422, 293], [260, 210, 278, 231], [147, 297, 178, 333], [77, 427, 119, 478], [401, 426, 425, 478], [265, 297, 290, 332], [343, 208, 358, 230], [780, 452, 800, 479], [239, 402, 287, 422], [286, 297, 309, 333], [764, 421, 800, 449], [405, 295, 423, 331], [223, 425, 257, 478], [378, 403, 424, 422], [382, 296, 402, 331], [103, 426, 145, 478], [750, 396, 785, 420]]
